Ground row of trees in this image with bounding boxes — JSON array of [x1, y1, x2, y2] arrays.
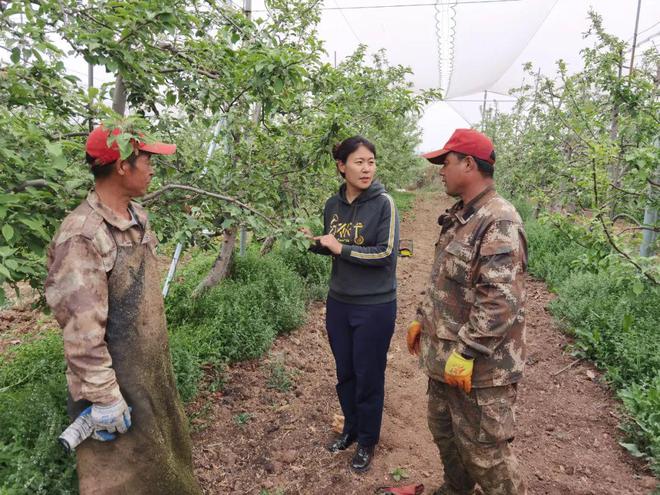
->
[[0, 0, 439, 303], [480, 13, 659, 470], [481, 12, 658, 280]]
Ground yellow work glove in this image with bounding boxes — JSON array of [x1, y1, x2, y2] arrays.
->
[[444, 351, 474, 393], [406, 320, 421, 356]]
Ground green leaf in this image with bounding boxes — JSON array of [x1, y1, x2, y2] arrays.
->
[[2, 224, 14, 242], [631, 280, 644, 296], [390, 467, 408, 482], [46, 142, 63, 158], [10, 47, 21, 64], [0, 247, 16, 257], [19, 217, 49, 239], [4, 259, 18, 270], [619, 442, 645, 458], [621, 313, 634, 333], [88, 86, 100, 100], [0, 263, 12, 279]]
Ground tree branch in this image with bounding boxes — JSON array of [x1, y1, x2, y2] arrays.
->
[[158, 42, 222, 80], [618, 226, 659, 234], [611, 213, 641, 226], [596, 211, 657, 284], [49, 131, 89, 140], [7, 179, 49, 193], [141, 183, 277, 226], [609, 183, 645, 197], [591, 159, 657, 284]]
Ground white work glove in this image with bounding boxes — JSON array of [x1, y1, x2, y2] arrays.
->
[[91, 397, 132, 437]]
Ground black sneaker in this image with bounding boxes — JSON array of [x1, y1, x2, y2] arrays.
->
[[326, 433, 356, 453], [350, 444, 374, 473]]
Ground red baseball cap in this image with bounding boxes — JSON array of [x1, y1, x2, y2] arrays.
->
[[85, 125, 176, 165], [422, 128, 495, 165]]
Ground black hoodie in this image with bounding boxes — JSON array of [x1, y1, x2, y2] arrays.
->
[[311, 181, 399, 305]]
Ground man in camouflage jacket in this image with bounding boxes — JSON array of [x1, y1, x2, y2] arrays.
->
[[407, 129, 527, 495], [45, 124, 201, 494]]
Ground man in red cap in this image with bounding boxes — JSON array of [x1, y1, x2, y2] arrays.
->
[[45, 124, 202, 494], [406, 129, 528, 494]]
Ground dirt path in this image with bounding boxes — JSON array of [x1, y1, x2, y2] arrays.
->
[[191, 192, 657, 495]]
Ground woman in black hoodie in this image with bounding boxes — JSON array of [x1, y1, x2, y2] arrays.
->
[[309, 136, 399, 473]]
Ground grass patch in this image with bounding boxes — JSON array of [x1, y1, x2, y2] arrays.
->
[[390, 190, 416, 214], [0, 331, 76, 494]]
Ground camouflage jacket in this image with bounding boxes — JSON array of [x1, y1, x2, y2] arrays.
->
[[45, 190, 158, 405], [417, 187, 528, 387]]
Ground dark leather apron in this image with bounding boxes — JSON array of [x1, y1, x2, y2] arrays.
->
[[68, 231, 201, 495]]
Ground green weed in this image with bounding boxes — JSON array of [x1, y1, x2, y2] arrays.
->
[[234, 412, 252, 426], [390, 467, 409, 482], [266, 356, 297, 392]]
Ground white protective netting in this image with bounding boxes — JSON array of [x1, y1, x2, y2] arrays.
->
[[52, 0, 660, 149]]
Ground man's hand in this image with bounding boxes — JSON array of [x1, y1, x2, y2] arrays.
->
[[91, 397, 132, 436], [406, 320, 421, 356], [313, 234, 343, 255], [444, 351, 474, 393]]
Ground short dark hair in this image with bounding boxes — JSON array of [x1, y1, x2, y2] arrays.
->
[[87, 151, 141, 179], [332, 136, 376, 178], [452, 151, 495, 178]]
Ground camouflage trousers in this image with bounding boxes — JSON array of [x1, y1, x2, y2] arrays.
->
[[427, 378, 526, 495]]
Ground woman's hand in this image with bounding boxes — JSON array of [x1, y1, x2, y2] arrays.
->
[[313, 234, 343, 255]]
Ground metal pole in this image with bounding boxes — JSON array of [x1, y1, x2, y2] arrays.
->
[[481, 90, 488, 126], [87, 64, 94, 132], [628, 0, 643, 76], [162, 119, 226, 297], [640, 136, 659, 257], [162, 243, 183, 297], [238, 0, 253, 258], [239, 229, 247, 256]]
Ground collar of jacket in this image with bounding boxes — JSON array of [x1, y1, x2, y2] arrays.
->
[[86, 190, 148, 231], [439, 186, 496, 228], [336, 180, 386, 205]]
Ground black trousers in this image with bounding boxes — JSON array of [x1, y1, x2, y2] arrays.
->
[[325, 296, 397, 447]]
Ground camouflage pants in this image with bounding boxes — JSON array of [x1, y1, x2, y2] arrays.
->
[[427, 378, 526, 495]]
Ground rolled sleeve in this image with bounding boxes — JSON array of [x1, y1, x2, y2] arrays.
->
[[45, 236, 121, 405]]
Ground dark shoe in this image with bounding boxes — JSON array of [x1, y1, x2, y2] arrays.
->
[[350, 444, 375, 473], [327, 433, 356, 453]]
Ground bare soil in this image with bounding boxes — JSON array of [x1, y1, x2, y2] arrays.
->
[[190, 192, 658, 495], [0, 285, 53, 355]]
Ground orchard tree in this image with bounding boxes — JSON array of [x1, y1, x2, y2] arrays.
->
[[0, 0, 439, 301], [482, 12, 658, 282]]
